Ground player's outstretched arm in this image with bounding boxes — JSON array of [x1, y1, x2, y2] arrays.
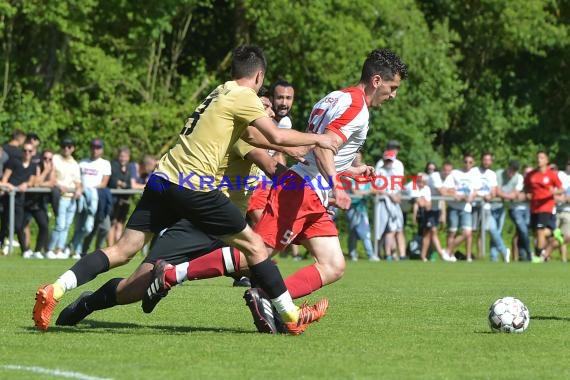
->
[[249, 116, 338, 153]]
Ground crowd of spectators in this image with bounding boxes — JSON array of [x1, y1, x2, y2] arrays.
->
[[0, 129, 157, 259], [345, 144, 569, 263]]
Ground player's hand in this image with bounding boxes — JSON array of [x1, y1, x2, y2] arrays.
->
[[282, 146, 312, 165], [329, 187, 351, 210], [315, 134, 338, 154], [350, 165, 375, 178]]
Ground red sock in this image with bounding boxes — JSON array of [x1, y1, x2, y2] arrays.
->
[[284, 264, 323, 299], [164, 247, 242, 286], [189, 247, 242, 280]]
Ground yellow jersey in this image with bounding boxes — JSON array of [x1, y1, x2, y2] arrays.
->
[[156, 81, 267, 191], [218, 139, 259, 214]]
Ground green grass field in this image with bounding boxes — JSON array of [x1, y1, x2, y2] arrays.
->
[[1, 255, 569, 380]]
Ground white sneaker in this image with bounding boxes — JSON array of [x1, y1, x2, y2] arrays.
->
[[64, 247, 71, 257], [45, 250, 57, 259], [369, 255, 381, 262], [56, 251, 70, 259], [33, 251, 44, 259], [2, 245, 8, 255], [467, 257, 473, 263], [22, 250, 33, 259], [72, 253, 82, 260], [504, 248, 511, 264]]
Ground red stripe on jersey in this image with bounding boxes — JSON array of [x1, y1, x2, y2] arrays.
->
[[326, 87, 366, 142]]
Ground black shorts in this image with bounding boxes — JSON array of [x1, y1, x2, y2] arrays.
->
[[530, 213, 556, 231], [143, 218, 225, 265], [126, 177, 247, 237], [421, 210, 440, 230], [112, 197, 131, 223]]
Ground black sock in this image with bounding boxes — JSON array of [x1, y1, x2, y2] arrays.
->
[[69, 249, 110, 287], [249, 258, 287, 299], [84, 278, 123, 312], [535, 247, 545, 257]]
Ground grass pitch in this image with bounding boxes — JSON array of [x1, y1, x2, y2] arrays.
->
[[0, 256, 569, 380]]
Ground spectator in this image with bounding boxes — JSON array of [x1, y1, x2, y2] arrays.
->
[[437, 161, 453, 226], [45, 138, 82, 259], [511, 165, 533, 261], [131, 154, 157, 189], [472, 152, 509, 262], [545, 160, 570, 262], [496, 160, 529, 261], [69, 138, 111, 258], [346, 152, 379, 262], [524, 150, 563, 263], [442, 153, 479, 261], [0, 145, 9, 174], [2, 129, 26, 163], [375, 149, 406, 260], [107, 147, 134, 245], [0, 142, 40, 257], [22, 133, 44, 250], [413, 171, 454, 262], [26, 133, 42, 166], [23, 149, 55, 258]]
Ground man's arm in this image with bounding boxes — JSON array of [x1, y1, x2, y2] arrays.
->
[[249, 116, 338, 153], [241, 126, 312, 163]]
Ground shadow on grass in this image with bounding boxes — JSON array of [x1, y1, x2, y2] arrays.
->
[[532, 315, 570, 322], [23, 319, 254, 335]]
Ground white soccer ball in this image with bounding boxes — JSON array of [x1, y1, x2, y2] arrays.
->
[[488, 297, 530, 333]]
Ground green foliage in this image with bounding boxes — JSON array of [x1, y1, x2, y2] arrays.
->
[[0, 0, 567, 168]]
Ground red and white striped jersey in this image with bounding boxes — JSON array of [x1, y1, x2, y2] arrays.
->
[[291, 87, 369, 205]]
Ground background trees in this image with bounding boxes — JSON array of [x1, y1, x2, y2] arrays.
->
[[0, 0, 567, 170]]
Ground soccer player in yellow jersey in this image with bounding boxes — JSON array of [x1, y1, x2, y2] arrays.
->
[[33, 46, 336, 334], [54, 91, 309, 334]]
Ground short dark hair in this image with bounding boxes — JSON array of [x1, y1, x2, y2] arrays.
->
[[360, 48, 408, 83], [231, 45, 267, 79], [270, 78, 294, 97], [11, 129, 26, 140], [481, 151, 493, 159], [257, 86, 270, 98]]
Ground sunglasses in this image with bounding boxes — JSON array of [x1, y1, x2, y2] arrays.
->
[[23, 149, 34, 153], [43, 157, 53, 161], [464, 160, 474, 164]]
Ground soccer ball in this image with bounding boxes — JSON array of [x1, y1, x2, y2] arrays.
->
[[488, 297, 530, 333]]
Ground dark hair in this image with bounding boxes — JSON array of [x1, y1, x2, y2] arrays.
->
[[11, 129, 26, 140], [481, 151, 493, 159], [231, 45, 267, 79], [425, 161, 438, 172], [257, 86, 270, 98], [270, 78, 294, 97], [360, 48, 408, 83], [463, 152, 474, 159]]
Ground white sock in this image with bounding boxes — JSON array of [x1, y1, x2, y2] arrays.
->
[[175, 262, 189, 284], [271, 291, 298, 321], [55, 270, 78, 292]]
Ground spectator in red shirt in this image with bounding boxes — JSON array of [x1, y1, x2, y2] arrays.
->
[[524, 150, 563, 262]]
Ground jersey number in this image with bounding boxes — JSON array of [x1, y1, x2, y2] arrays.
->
[[180, 93, 216, 136]]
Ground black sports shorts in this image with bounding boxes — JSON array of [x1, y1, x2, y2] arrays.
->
[[143, 218, 225, 265], [530, 212, 556, 231], [126, 176, 247, 237]]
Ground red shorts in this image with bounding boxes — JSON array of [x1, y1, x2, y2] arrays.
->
[[246, 184, 271, 214], [254, 171, 338, 251]]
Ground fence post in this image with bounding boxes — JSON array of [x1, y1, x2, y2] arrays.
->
[[8, 189, 15, 255], [373, 193, 379, 258]]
